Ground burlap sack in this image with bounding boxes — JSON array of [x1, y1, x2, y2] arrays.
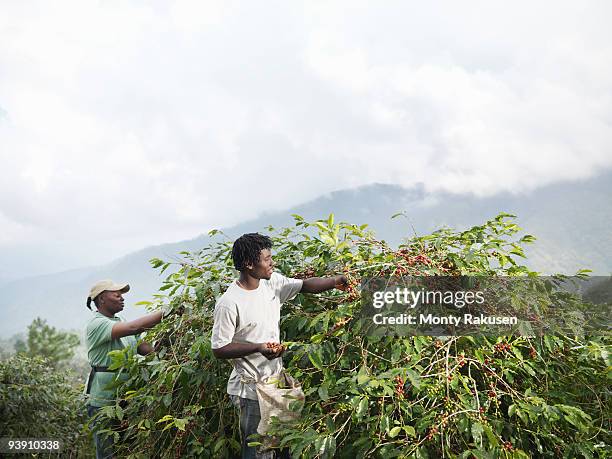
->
[[255, 371, 305, 435]]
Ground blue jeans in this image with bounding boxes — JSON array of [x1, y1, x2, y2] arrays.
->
[[87, 405, 114, 459], [232, 396, 273, 459]]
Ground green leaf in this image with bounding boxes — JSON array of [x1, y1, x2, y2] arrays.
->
[[310, 333, 324, 344], [512, 347, 524, 361], [319, 435, 336, 458], [482, 424, 498, 446], [471, 422, 484, 444], [134, 300, 152, 306], [357, 367, 370, 385], [389, 426, 401, 438], [380, 415, 390, 433], [519, 234, 536, 244], [405, 368, 421, 389], [309, 351, 324, 370], [356, 397, 368, 419], [174, 418, 188, 431]]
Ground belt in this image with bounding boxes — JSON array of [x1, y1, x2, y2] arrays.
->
[[86, 366, 116, 395]]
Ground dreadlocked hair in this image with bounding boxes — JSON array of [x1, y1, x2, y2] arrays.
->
[[232, 233, 272, 271]]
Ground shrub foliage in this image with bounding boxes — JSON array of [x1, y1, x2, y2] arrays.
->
[[102, 214, 610, 458], [0, 355, 90, 455]]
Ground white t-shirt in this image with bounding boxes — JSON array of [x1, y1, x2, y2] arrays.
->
[[211, 272, 303, 400]]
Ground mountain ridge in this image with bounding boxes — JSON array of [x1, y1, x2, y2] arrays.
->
[[1, 172, 610, 337]]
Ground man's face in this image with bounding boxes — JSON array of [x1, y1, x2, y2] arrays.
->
[[248, 248, 274, 280], [99, 290, 125, 314]]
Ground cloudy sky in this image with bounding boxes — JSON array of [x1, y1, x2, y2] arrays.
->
[[1, 0, 611, 279]]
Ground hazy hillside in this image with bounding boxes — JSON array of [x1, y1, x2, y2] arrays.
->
[[0, 171, 610, 337]]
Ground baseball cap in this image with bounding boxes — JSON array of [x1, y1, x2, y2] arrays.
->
[[86, 280, 130, 310]]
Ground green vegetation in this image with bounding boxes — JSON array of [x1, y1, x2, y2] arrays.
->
[[0, 317, 91, 456], [0, 355, 91, 455], [95, 213, 610, 458], [14, 317, 80, 367]]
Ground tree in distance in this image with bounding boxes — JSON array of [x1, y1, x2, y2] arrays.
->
[[14, 317, 80, 367]]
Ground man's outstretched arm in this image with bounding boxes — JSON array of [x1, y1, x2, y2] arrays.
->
[[111, 311, 163, 340], [301, 275, 347, 294]]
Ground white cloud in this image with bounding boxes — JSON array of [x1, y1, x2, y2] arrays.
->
[[0, 0, 611, 272]]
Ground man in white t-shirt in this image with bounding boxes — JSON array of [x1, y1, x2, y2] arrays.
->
[[211, 233, 347, 459]]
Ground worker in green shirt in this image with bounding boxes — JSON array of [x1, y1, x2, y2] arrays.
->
[[85, 279, 170, 459]]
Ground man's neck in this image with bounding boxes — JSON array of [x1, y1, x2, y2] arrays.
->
[[237, 273, 260, 290]]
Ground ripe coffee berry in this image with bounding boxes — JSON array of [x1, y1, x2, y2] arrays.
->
[[494, 342, 511, 354], [265, 342, 285, 353], [331, 317, 352, 332], [394, 375, 405, 397]]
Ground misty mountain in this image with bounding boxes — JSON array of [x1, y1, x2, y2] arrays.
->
[[1, 172, 610, 337]]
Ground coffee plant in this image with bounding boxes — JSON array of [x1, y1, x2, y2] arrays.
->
[[100, 213, 610, 458], [0, 355, 91, 456]]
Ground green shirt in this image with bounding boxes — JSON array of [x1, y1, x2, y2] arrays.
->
[[85, 312, 138, 407]]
